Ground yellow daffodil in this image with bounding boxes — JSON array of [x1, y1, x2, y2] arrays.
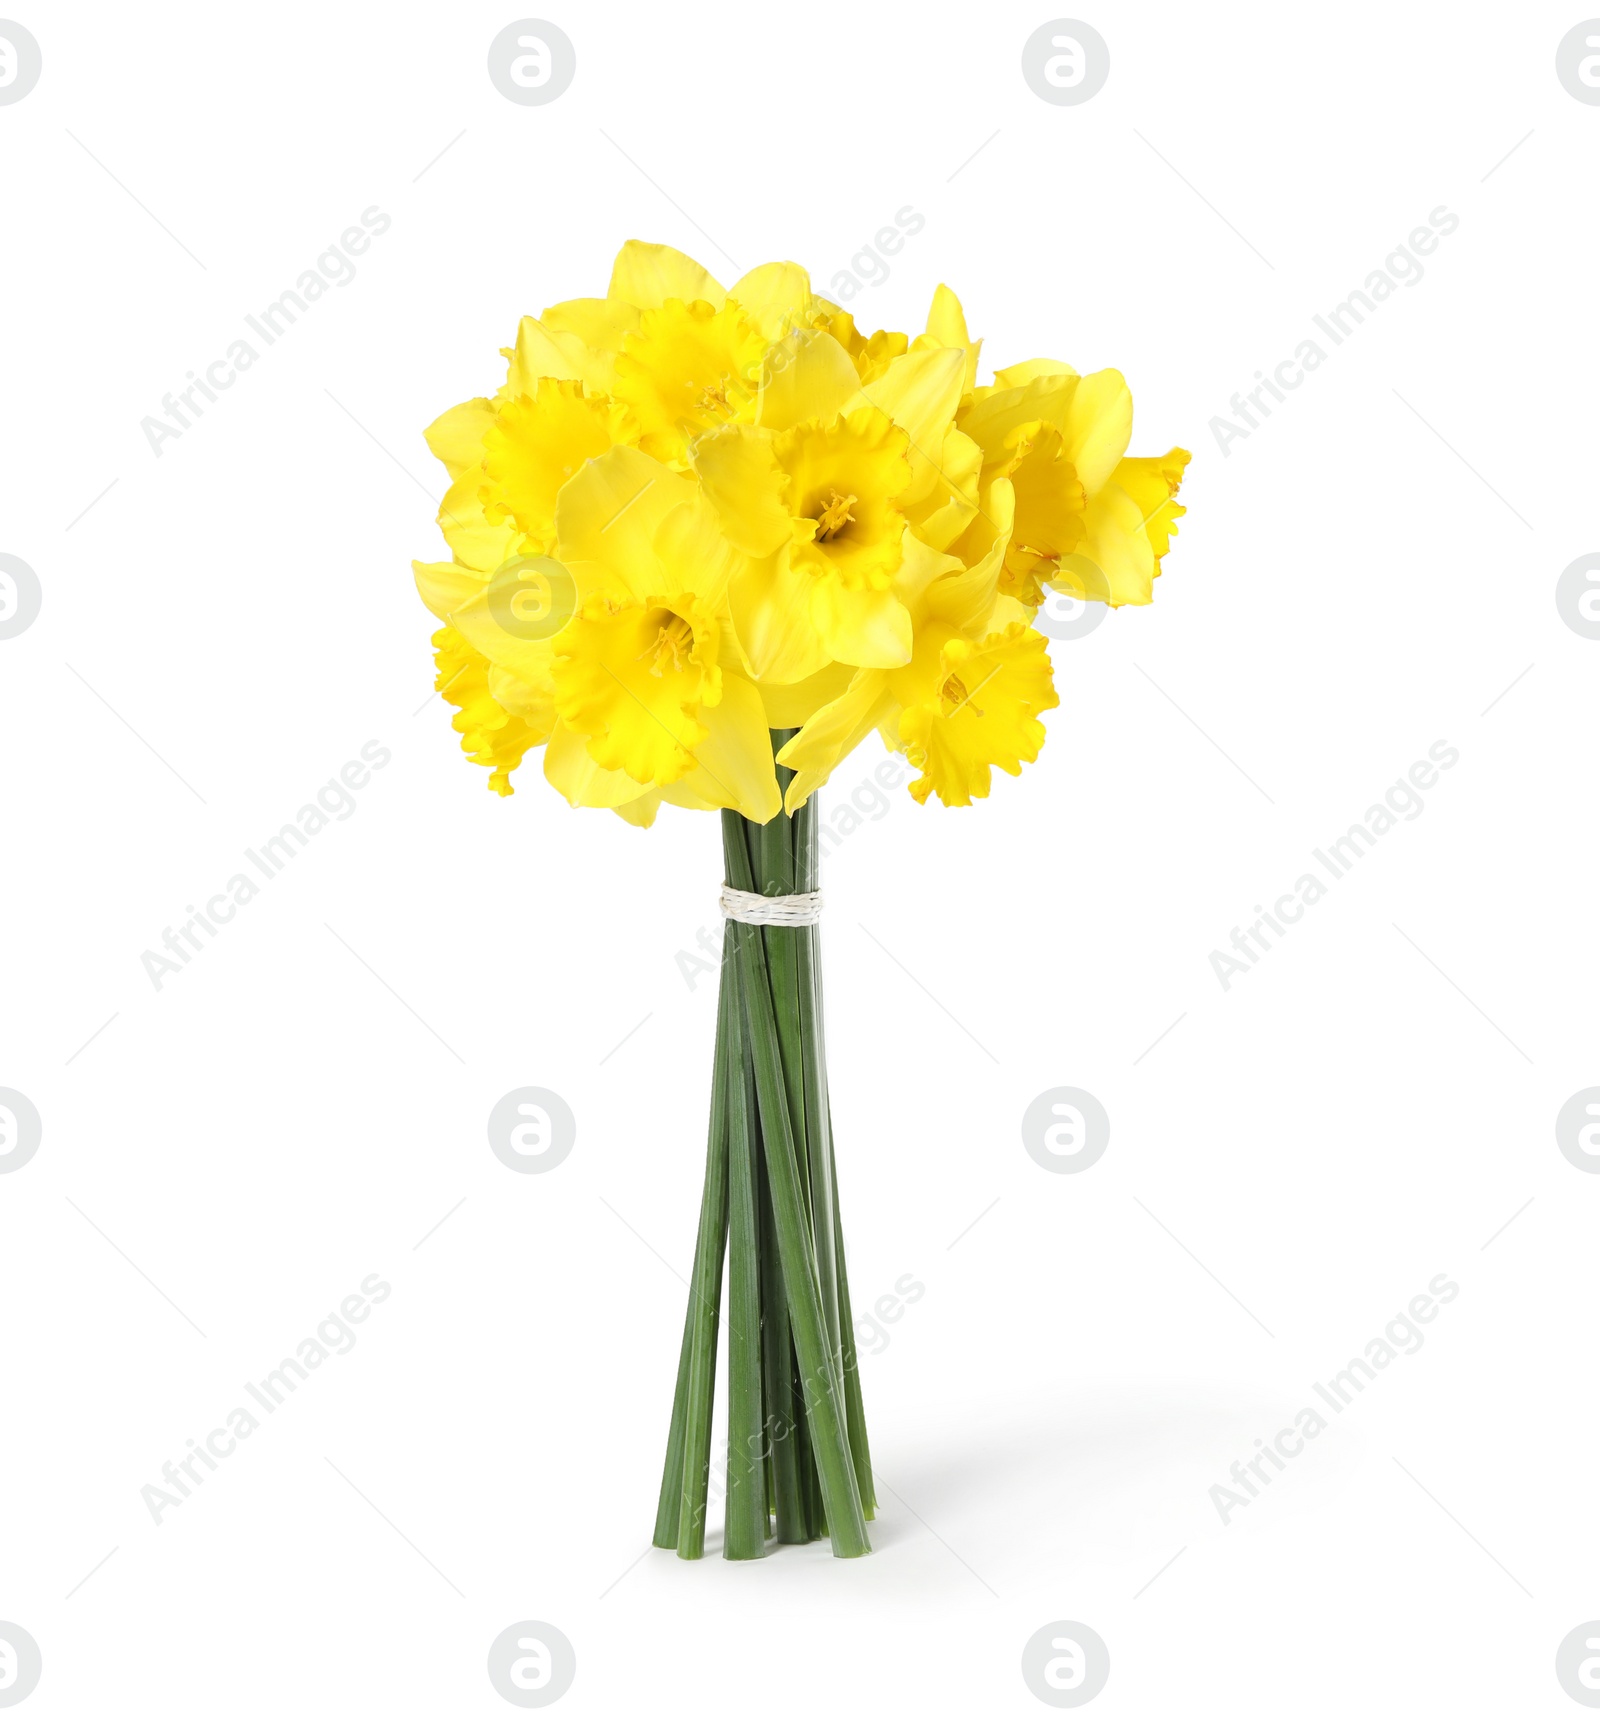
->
[[542, 447, 782, 823], [427, 627, 545, 798], [776, 481, 1058, 807], [612, 297, 768, 465], [890, 624, 1059, 806], [413, 241, 1188, 817], [1069, 446, 1192, 606], [480, 379, 633, 548]]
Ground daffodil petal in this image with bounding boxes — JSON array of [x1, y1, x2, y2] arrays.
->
[[907, 426, 982, 550], [504, 316, 584, 394], [424, 399, 495, 476], [914, 284, 983, 395], [414, 559, 486, 623], [693, 426, 790, 556], [487, 662, 556, 736], [1073, 479, 1155, 605], [729, 549, 833, 684], [438, 476, 525, 571], [539, 298, 641, 393], [812, 580, 912, 669], [758, 661, 854, 728], [553, 446, 694, 596], [922, 480, 1013, 633], [990, 359, 1078, 390], [843, 346, 965, 502], [652, 495, 742, 616], [1058, 369, 1134, 494], [728, 261, 813, 343], [756, 330, 859, 430], [543, 719, 657, 808], [680, 671, 781, 821], [891, 526, 966, 617], [450, 585, 561, 688], [776, 671, 893, 811], [658, 781, 718, 812], [612, 790, 664, 827], [1112, 448, 1191, 560], [608, 240, 725, 310]]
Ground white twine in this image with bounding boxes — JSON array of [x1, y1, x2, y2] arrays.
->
[[719, 885, 823, 927]]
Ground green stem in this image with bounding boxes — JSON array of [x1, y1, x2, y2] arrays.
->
[[653, 948, 732, 1551], [757, 1132, 807, 1540], [651, 1305, 694, 1548], [726, 812, 871, 1559], [794, 794, 842, 1377], [721, 872, 768, 1559], [829, 1102, 875, 1518]]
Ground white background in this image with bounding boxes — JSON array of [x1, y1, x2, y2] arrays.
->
[[2, 1, 1597, 1720]]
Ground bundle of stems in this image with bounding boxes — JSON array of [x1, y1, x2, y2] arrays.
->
[[652, 730, 874, 1559]]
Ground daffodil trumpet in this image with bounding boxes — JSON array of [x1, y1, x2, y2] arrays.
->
[[413, 240, 1190, 1560]]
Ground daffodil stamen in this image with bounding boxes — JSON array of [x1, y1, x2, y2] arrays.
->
[[814, 490, 858, 542], [940, 672, 984, 719], [696, 378, 736, 418], [637, 613, 696, 676]]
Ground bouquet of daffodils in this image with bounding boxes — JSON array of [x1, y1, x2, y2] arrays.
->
[[415, 241, 1188, 1559]]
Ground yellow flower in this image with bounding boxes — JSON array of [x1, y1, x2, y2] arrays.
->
[[480, 379, 633, 548], [693, 335, 968, 679], [955, 363, 1132, 600], [775, 407, 911, 589], [890, 624, 1059, 806], [553, 590, 722, 785], [429, 626, 545, 797], [612, 297, 768, 465], [776, 485, 1055, 808], [1067, 447, 1192, 607], [412, 243, 1188, 817], [811, 308, 909, 385], [540, 447, 782, 822]]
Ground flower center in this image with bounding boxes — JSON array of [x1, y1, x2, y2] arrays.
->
[[813, 490, 858, 542], [940, 669, 997, 719], [638, 612, 695, 677], [695, 377, 736, 418]]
